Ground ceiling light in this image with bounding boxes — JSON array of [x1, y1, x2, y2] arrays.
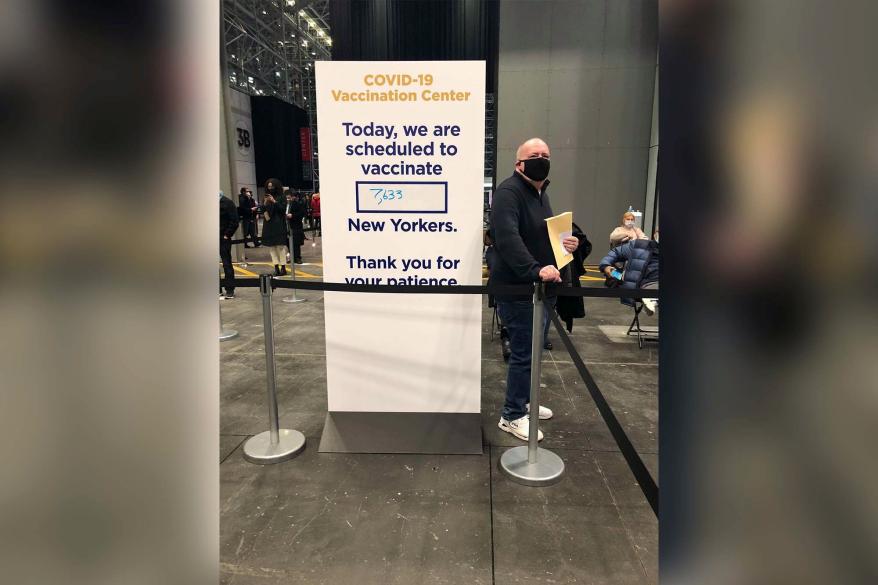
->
[[286, 0, 295, 6]]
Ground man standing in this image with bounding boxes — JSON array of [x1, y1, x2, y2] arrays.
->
[[285, 191, 306, 264], [237, 187, 258, 247], [219, 191, 239, 299], [488, 138, 579, 441]]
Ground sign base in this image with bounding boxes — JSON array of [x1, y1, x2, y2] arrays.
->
[[318, 412, 483, 454]]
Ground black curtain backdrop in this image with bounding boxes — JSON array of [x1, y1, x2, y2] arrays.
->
[[251, 95, 311, 191], [329, 0, 499, 94]]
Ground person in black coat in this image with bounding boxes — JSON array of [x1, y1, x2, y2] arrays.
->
[[556, 222, 592, 332], [260, 178, 288, 275], [237, 187, 258, 247], [219, 191, 239, 298], [285, 191, 306, 264]]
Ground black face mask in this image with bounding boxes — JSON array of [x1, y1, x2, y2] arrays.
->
[[519, 157, 550, 181]]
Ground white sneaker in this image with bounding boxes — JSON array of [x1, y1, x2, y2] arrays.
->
[[498, 415, 544, 442], [642, 298, 657, 316], [526, 403, 553, 420]]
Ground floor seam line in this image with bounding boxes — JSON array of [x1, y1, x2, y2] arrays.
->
[[220, 436, 249, 465]]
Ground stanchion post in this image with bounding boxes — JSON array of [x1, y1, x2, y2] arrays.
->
[[498, 281, 565, 486], [527, 282, 544, 464], [242, 274, 306, 464], [283, 231, 305, 304]]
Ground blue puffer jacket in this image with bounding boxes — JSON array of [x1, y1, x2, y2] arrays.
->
[[599, 239, 659, 293]]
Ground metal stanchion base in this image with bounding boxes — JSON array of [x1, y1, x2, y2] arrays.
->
[[242, 429, 306, 464], [219, 329, 239, 341], [498, 446, 565, 486], [282, 296, 306, 304]]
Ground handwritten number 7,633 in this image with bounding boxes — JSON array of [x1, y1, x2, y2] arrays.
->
[[371, 188, 404, 205]]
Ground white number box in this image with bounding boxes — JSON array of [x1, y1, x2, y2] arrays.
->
[[355, 181, 448, 214]]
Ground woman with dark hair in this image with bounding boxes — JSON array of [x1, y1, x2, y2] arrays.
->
[[260, 178, 288, 275]]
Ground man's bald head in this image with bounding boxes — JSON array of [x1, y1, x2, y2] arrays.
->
[[515, 138, 550, 162]]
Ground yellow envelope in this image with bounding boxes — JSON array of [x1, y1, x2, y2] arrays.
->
[[545, 211, 573, 269]]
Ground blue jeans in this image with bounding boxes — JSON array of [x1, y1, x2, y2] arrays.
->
[[496, 297, 555, 421]]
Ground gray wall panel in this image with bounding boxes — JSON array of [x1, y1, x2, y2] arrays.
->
[[596, 147, 650, 223], [597, 66, 655, 148], [498, 0, 551, 72], [497, 0, 656, 247], [497, 69, 550, 150], [549, 0, 605, 71], [603, 0, 658, 69], [548, 68, 601, 148]]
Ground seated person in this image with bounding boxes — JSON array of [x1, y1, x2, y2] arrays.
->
[[599, 236, 659, 315], [609, 211, 648, 248]]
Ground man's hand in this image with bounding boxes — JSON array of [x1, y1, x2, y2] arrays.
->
[[562, 236, 579, 254], [223, 235, 230, 240], [539, 265, 562, 282], [286, 213, 292, 219]]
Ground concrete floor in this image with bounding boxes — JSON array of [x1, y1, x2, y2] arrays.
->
[[220, 239, 658, 584]]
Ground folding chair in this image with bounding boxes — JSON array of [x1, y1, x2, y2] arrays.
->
[[626, 300, 658, 349]]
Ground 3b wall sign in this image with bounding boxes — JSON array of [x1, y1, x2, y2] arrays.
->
[[235, 117, 253, 156]]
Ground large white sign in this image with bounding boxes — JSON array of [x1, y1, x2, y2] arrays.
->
[[316, 61, 485, 413]]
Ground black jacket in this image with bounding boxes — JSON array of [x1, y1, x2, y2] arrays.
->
[[220, 195, 239, 239], [487, 172, 557, 298], [260, 199, 288, 246], [556, 223, 592, 331], [238, 194, 255, 219], [285, 198, 306, 246]]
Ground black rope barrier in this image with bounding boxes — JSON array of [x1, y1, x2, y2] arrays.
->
[[219, 274, 659, 510], [548, 308, 659, 516], [220, 276, 659, 298]]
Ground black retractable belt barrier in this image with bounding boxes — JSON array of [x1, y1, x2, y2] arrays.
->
[[548, 308, 659, 516], [220, 278, 261, 289]]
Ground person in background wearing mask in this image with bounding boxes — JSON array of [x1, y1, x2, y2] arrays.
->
[[609, 210, 648, 248], [311, 192, 321, 235], [219, 190, 239, 299], [237, 187, 258, 247], [304, 193, 313, 231], [260, 178, 288, 276], [487, 138, 579, 442]]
